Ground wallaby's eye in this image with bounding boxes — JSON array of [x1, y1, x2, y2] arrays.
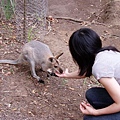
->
[[49, 57, 53, 62], [54, 66, 58, 68]]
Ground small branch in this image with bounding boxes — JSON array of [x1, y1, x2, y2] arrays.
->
[[55, 16, 84, 23], [46, 20, 52, 35], [55, 16, 107, 26]]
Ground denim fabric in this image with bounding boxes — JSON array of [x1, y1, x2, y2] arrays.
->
[[84, 112, 120, 120], [83, 87, 120, 120]]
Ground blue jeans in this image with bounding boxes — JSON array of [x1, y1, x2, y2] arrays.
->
[[83, 87, 120, 120]]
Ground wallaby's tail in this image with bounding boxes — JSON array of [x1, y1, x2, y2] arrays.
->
[[0, 59, 19, 64]]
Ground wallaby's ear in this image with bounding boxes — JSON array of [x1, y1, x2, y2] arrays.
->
[[55, 52, 63, 59]]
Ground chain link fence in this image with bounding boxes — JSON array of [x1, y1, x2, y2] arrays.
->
[[1, 0, 48, 42]]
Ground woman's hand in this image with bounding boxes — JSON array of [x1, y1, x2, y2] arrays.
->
[[80, 101, 97, 116], [55, 69, 84, 79], [55, 68, 69, 78]]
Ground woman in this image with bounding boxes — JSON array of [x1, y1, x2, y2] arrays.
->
[[56, 28, 120, 120]]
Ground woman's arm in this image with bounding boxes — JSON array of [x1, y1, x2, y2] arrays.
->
[[80, 77, 120, 116], [55, 69, 85, 79]]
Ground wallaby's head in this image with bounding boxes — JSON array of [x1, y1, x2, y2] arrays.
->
[[46, 53, 63, 76]]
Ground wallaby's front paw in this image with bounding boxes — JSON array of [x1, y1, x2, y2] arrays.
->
[[50, 73, 58, 77], [39, 68, 43, 72], [38, 79, 45, 84], [47, 74, 50, 77]]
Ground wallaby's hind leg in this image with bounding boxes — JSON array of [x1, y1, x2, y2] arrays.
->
[[25, 55, 44, 84]]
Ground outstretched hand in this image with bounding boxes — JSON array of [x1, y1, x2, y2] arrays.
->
[[80, 101, 96, 115], [55, 68, 69, 78]]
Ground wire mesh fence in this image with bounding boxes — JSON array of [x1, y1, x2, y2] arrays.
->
[[15, 0, 48, 42], [0, 0, 48, 42]]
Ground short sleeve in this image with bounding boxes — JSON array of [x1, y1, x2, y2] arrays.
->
[[92, 62, 114, 80]]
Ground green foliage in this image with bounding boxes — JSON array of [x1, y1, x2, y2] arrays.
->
[[62, 79, 68, 85], [1, 0, 15, 20], [27, 27, 35, 42]]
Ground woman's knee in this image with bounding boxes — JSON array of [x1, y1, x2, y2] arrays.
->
[[85, 87, 104, 107], [85, 87, 104, 100], [85, 87, 97, 100]]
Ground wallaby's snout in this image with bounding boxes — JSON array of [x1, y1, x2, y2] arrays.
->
[[47, 66, 63, 77]]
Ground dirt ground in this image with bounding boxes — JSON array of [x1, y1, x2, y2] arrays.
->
[[0, 0, 120, 120]]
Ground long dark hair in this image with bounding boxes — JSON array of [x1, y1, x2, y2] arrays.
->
[[69, 28, 119, 77]]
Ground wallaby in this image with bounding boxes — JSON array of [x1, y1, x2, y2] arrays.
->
[[0, 40, 63, 83]]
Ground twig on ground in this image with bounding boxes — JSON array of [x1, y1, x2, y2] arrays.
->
[[55, 16, 84, 23], [46, 20, 52, 35], [55, 16, 107, 26]]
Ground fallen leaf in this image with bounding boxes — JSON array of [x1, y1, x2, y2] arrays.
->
[[68, 87, 75, 91]]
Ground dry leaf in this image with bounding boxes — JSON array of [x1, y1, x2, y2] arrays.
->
[[68, 87, 75, 91]]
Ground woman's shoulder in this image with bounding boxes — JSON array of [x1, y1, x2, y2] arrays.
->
[[95, 50, 120, 64]]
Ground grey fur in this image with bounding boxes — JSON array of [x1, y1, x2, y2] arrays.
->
[[0, 40, 63, 82]]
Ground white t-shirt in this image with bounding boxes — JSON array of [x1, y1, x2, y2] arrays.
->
[[92, 50, 120, 84]]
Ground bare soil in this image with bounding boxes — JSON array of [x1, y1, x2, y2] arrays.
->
[[0, 0, 120, 120]]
